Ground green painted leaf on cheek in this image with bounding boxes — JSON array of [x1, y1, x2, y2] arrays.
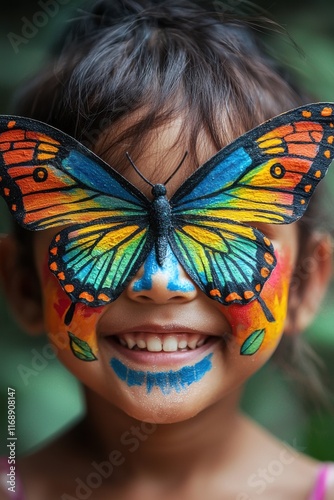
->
[[240, 328, 265, 356], [68, 331, 97, 361]]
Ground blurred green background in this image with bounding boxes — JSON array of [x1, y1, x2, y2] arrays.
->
[[0, 0, 334, 459]]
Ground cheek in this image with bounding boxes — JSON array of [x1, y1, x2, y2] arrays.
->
[[41, 258, 103, 358], [223, 249, 293, 355]]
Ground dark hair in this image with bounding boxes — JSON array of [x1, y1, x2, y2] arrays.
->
[[15, 0, 305, 165], [11, 0, 331, 404]]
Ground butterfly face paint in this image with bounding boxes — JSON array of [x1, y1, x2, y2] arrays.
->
[[0, 104, 333, 352], [2, 106, 332, 424], [110, 354, 213, 394], [223, 245, 295, 356], [131, 245, 196, 295], [41, 256, 101, 361]]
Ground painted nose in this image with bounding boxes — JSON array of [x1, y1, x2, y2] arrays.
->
[[126, 246, 198, 304]]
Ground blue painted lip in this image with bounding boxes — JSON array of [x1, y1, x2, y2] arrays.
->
[[110, 353, 213, 394]]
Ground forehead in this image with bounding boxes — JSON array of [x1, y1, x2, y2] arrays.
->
[[94, 115, 220, 198]]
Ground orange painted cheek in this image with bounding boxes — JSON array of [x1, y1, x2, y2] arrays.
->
[[222, 250, 293, 355], [41, 258, 103, 359]]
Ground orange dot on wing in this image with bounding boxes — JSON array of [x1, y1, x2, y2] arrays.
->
[[11, 204, 16, 211], [55, 234, 61, 243], [328, 136, 334, 144], [225, 292, 242, 302], [255, 284, 261, 292], [244, 291, 254, 300], [321, 107, 333, 117], [210, 289, 221, 298], [300, 199, 306, 205], [65, 284, 75, 293], [97, 293, 111, 302], [302, 110, 312, 118], [261, 267, 270, 278], [57, 272, 65, 280], [79, 292, 94, 302], [4, 188, 10, 196], [304, 184, 312, 193], [50, 247, 58, 255], [324, 150, 331, 159], [7, 121, 16, 129], [315, 170, 322, 178], [50, 262, 58, 271], [263, 236, 271, 247], [264, 252, 274, 265]]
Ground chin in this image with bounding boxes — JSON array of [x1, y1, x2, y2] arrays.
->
[[113, 381, 221, 425], [121, 400, 205, 424]]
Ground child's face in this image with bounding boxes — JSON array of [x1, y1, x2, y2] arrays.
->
[[32, 122, 299, 424]]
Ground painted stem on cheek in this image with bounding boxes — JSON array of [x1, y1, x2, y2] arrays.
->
[[110, 354, 213, 394], [257, 296, 275, 323], [65, 302, 76, 326], [226, 249, 293, 356]]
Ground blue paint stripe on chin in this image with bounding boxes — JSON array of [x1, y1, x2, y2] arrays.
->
[[110, 354, 213, 394]]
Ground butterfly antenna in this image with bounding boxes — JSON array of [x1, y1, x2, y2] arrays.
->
[[125, 152, 154, 187], [163, 151, 188, 185]]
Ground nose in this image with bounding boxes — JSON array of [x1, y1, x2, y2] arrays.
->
[[126, 245, 198, 304]]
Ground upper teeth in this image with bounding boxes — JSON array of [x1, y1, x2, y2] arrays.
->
[[117, 333, 207, 352]]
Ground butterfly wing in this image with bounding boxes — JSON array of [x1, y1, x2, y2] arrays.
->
[[49, 220, 151, 305], [0, 116, 149, 229], [170, 103, 334, 306], [169, 219, 275, 306], [0, 116, 152, 305]]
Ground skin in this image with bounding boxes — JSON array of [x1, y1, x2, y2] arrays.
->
[[0, 120, 333, 499], [31, 114, 298, 425], [34, 220, 296, 425]]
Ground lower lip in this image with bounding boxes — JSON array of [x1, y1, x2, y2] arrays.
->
[[102, 336, 222, 368]]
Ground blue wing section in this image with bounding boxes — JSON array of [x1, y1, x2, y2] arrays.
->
[[63, 151, 148, 204], [171, 148, 252, 210]]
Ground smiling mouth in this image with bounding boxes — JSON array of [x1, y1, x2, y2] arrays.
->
[[111, 333, 211, 352]]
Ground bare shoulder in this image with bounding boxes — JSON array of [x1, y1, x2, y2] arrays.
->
[[0, 490, 8, 500], [325, 466, 334, 500], [237, 415, 324, 500], [0, 483, 9, 500]]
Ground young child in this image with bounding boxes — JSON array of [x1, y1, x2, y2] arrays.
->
[[0, 0, 333, 498]]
